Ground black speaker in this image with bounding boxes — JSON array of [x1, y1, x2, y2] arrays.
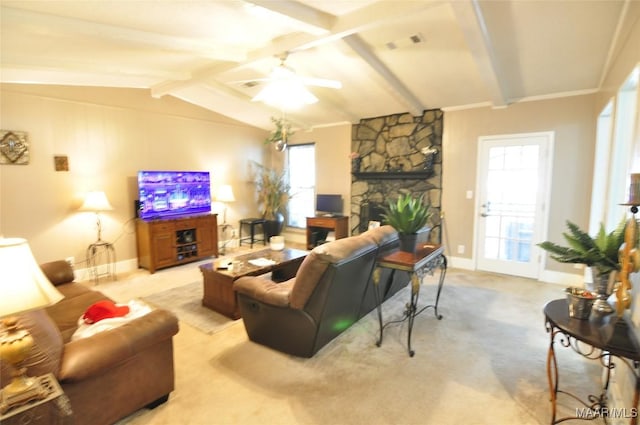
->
[[134, 199, 141, 218]]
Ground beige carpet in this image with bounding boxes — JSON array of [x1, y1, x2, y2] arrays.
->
[[100, 264, 603, 425], [142, 281, 239, 335]]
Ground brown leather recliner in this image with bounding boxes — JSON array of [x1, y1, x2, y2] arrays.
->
[[0, 260, 179, 425], [233, 225, 408, 358]]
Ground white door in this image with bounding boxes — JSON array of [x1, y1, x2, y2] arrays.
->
[[475, 132, 553, 279]]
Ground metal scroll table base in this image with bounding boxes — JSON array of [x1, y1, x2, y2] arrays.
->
[[374, 246, 447, 357]]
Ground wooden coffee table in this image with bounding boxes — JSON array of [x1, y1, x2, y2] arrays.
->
[[199, 248, 308, 319]]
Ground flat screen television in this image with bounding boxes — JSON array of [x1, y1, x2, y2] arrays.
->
[[316, 194, 343, 216], [138, 170, 211, 220]]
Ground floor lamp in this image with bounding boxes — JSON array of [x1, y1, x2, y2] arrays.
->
[[216, 185, 235, 254]]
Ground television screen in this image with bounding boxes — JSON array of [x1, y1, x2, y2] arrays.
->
[[316, 194, 343, 216], [138, 170, 211, 220]]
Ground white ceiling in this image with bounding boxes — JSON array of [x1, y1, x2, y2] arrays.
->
[[1, 0, 638, 131]]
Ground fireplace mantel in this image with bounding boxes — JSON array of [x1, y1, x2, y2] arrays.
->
[[352, 170, 434, 180]]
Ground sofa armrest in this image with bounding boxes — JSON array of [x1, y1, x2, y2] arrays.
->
[[58, 309, 179, 382], [40, 260, 75, 286], [233, 276, 293, 308]]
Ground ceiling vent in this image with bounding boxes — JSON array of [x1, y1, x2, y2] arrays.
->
[[385, 33, 424, 50]]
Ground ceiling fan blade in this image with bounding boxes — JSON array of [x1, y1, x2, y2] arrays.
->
[[299, 76, 342, 89]]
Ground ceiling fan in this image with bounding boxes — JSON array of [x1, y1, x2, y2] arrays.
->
[[238, 52, 342, 110]]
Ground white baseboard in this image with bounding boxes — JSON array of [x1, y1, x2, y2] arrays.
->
[[446, 255, 583, 286], [74, 257, 139, 281]]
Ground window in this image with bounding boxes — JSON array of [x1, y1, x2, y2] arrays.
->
[[590, 66, 639, 232], [287, 143, 315, 228]]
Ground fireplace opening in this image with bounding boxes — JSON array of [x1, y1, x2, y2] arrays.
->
[[359, 201, 387, 233]]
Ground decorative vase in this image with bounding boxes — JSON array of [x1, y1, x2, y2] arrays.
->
[[586, 269, 617, 313]]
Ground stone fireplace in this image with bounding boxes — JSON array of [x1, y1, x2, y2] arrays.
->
[[350, 109, 442, 242]]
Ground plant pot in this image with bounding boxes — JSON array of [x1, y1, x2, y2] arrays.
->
[[263, 212, 285, 239], [586, 269, 617, 313], [398, 227, 431, 253]]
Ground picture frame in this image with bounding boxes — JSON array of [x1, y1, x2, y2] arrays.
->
[[0, 130, 29, 165]]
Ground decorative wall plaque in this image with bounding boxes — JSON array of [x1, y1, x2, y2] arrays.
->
[[0, 130, 30, 165], [54, 155, 69, 171]]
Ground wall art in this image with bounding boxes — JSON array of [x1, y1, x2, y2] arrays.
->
[[54, 155, 69, 171], [0, 130, 30, 165]]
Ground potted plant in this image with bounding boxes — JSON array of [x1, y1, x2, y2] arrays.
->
[[265, 117, 295, 152], [252, 161, 290, 238], [538, 218, 626, 313], [381, 193, 432, 253]]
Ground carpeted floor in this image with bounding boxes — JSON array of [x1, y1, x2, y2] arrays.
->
[[97, 261, 605, 425], [142, 281, 239, 335]]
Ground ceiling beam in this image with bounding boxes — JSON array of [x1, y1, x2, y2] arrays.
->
[[343, 34, 423, 117], [248, 0, 336, 33], [450, 0, 508, 107], [151, 0, 441, 97]]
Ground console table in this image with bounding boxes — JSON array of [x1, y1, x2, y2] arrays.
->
[[544, 299, 640, 424], [373, 244, 447, 356]]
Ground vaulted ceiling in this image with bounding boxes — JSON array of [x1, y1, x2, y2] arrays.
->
[[1, 0, 638, 131]]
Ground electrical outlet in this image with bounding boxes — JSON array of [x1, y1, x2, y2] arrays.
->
[[65, 256, 74, 267], [457, 245, 465, 254]]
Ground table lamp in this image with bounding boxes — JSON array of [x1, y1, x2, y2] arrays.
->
[[216, 185, 235, 227], [80, 190, 113, 242], [0, 238, 64, 412]]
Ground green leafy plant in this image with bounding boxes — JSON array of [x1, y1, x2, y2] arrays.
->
[[537, 218, 626, 276], [381, 193, 432, 235], [252, 161, 290, 220], [264, 117, 295, 145]]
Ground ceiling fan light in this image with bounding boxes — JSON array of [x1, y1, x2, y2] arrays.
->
[[252, 79, 318, 110]]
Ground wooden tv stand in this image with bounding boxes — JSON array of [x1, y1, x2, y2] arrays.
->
[[136, 214, 218, 273], [306, 216, 349, 249]]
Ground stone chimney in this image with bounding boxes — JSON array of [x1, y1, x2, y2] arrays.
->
[[350, 109, 442, 242]]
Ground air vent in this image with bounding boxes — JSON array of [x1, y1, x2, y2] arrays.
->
[[385, 33, 424, 50]]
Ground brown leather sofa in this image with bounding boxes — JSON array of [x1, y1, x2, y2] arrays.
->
[[0, 260, 179, 425], [233, 225, 408, 357]]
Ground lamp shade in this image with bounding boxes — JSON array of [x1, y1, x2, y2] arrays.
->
[[216, 185, 236, 203], [251, 66, 318, 110], [79, 191, 113, 212], [0, 238, 64, 317]]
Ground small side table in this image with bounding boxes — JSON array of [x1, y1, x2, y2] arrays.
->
[[239, 218, 266, 248], [373, 244, 447, 356], [0, 374, 73, 425], [544, 299, 640, 424], [86, 239, 116, 284]]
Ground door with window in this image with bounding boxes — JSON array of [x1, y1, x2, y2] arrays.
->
[[475, 132, 553, 278]]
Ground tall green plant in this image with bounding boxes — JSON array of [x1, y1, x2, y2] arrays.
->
[[538, 218, 626, 276], [253, 161, 290, 220], [381, 193, 431, 235]]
